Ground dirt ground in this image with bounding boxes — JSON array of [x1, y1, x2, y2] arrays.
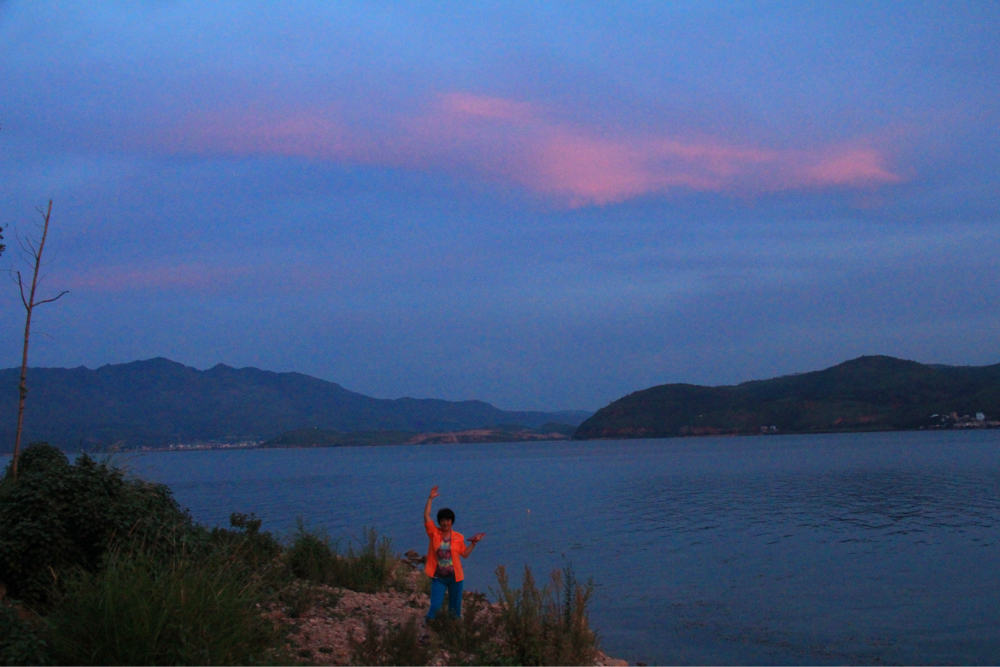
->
[[265, 564, 628, 666]]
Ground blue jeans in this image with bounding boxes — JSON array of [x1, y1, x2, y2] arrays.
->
[[427, 575, 464, 620]]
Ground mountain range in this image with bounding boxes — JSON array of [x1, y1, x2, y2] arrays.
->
[[8, 355, 998, 452], [574, 355, 1000, 439], [0, 358, 590, 452]]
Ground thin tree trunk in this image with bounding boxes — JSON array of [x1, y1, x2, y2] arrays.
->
[[12, 200, 54, 479]]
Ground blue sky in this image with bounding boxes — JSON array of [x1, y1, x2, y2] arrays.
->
[[1, 1, 998, 410]]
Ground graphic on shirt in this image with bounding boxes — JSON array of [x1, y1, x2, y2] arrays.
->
[[434, 538, 454, 578]]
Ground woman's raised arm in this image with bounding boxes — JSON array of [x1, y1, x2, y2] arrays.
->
[[423, 485, 439, 524]]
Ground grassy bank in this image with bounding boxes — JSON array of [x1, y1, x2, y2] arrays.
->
[[0, 443, 602, 666]]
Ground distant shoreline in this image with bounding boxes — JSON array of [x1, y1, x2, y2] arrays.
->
[[84, 425, 575, 454], [576, 421, 1000, 441], [61, 421, 1000, 455]]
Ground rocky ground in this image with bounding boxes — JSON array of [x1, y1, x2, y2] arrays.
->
[[265, 558, 628, 666]]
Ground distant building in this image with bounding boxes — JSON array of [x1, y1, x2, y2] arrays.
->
[[977, 412, 986, 421]]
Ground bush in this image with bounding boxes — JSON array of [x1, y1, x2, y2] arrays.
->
[[9, 443, 70, 478], [287, 524, 399, 593], [0, 449, 296, 664], [208, 513, 286, 592], [286, 520, 338, 584], [493, 564, 598, 666], [348, 615, 429, 666], [428, 591, 508, 666], [46, 549, 276, 666], [0, 443, 195, 604], [0, 604, 49, 666], [337, 527, 399, 593]]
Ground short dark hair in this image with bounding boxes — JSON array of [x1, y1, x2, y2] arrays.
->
[[437, 508, 455, 524]]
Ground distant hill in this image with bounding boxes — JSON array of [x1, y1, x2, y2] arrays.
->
[[0, 358, 591, 452], [574, 355, 1000, 440]]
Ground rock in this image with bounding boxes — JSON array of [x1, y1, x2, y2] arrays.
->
[[595, 651, 630, 666]]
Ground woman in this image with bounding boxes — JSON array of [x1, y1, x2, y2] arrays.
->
[[423, 485, 485, 620]]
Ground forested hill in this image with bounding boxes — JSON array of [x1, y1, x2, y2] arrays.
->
[[573, 356, 1000, 440], [0, 358, 590, 451]]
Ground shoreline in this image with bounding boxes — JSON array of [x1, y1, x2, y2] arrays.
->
[[71, 422, 1000, 454]]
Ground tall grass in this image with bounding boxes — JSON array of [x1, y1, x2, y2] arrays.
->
[[413, 565, 600, 666], [46, 549, 278, 666], [427, 591, 510, 666], [493, 564, 599, 666], [347, 615, 429, 666], [287, 523, 400, 593]]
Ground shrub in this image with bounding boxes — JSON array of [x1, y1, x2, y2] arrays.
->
[[286, 520, 338, 584], [287, 524, 399, 593], [428, 591, 508, 666], [348, 615, 429, 666], [493, 564, 598, 666], [0, 604, 50, 666], [9, 443, 70, 478], [46, 549, 276, 666], [0, 443, 195, 604], [0, 449, 291, 664], [208, 513, 286, 591], [337, 527, 399, 593]]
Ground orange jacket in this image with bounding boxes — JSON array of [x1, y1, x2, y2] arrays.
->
[[424, 520, 467, 581]]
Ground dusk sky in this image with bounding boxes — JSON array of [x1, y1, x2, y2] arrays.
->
[[1, 1, 999, 411]]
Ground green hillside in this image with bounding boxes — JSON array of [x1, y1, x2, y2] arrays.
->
[[573, 356, 1000, 440]]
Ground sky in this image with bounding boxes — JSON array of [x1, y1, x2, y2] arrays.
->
[[1, 1, 999, 411]]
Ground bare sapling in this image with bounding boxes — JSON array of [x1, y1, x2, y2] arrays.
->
[[11, 200, 68, 478]]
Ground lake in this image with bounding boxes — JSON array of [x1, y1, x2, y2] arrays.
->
[[37, 430, 1000, 664]]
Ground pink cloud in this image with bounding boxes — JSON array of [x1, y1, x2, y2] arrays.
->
[[800, 147, 902, 187], [64, 261, 356, 295], [441, 92, 535, 122], [154, 93, 904, 207]]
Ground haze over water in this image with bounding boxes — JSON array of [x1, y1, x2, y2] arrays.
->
[[98, 429, 1000, 665]]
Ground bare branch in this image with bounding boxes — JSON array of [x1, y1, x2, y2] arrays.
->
[[16, 232, 34, 257], [16, 270, 28, 310], [35, 290, 69, 306]]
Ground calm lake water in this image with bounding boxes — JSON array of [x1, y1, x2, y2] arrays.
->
[[32, 430, 1000, 664]]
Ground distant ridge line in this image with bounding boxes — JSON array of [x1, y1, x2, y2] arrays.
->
[[0, 358, 591, 452], [575, 355, 1000, 440]]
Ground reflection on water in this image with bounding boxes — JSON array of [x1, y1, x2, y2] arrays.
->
[[27, 429, 1000, 665], [630, 466, 1000, 542]]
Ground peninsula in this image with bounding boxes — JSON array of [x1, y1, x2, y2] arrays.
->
[[574, 355, 1000, 440]]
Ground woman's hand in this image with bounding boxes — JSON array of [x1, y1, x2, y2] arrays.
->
[[463, 532, 485, 557], [429, 486, 440, 499]]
